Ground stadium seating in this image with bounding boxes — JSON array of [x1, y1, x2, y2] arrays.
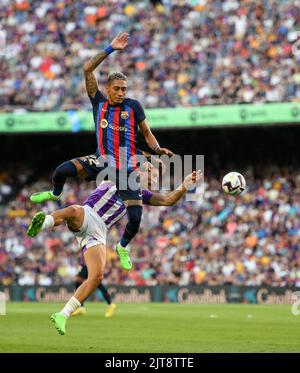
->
[[0, 0, 299, 112]]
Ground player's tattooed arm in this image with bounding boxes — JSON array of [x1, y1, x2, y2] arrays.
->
[[83, 50, 108, 73], [83, 33, 129, 97], [149, 171, 202, 206], [83, 51, 107, 97], [83, 70, 99, 97]]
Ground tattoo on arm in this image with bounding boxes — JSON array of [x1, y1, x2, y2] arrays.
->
[[83, 50, 108, 72], [83, 50, 109, 97], [84, 70, 98, 97]]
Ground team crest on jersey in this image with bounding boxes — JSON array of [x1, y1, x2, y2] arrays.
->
[[100, 119, 108, 128], [121, 111, 129, 119]]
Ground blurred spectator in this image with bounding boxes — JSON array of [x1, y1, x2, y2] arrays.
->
[[0, 0, 300, 112]]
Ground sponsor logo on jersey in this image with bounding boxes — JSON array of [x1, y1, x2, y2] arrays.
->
[[108, 123, 128, 132], [101, 118, 127, 131]]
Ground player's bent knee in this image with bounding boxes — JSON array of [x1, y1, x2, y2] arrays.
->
[[88, 272, 103, 288], [53, 160, 78, 180], [71, 159, 83, 172], [68, 205, 82, 218], [71, 159, 87, 179]]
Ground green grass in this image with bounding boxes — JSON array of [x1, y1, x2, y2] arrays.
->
[[0, 302, 299, 352]]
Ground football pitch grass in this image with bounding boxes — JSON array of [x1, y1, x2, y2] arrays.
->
[[0, 302, 299, 353]]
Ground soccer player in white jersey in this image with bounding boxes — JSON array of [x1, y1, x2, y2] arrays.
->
[[27, 164, 201, 335]]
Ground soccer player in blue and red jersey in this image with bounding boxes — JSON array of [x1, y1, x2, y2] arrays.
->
[[82, 32, 173, 270], [31, 32, 173, 271]]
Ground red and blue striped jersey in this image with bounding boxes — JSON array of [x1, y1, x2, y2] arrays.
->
[[89, 90, 146, 171]]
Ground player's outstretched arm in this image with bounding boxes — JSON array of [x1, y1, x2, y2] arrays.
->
[[148, 170, 202, 206], [139, 120, 174, 157], [83, 32, 129, 97]]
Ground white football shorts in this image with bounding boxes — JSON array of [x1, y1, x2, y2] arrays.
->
[[73, 205, 108, 251]]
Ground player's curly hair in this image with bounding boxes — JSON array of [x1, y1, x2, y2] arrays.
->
[[107, 72, 127, 84]]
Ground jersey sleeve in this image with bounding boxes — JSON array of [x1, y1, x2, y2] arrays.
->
[[142, 189, 153, 205], [89, 90, 106, 106], [133, 99, 146, 123]]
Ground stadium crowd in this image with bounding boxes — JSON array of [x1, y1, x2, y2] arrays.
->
[[1, 166, 300, 288], [1, 0, 300, 112]]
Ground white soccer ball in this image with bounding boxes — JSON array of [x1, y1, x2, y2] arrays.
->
[[222, 172, 246, 196]]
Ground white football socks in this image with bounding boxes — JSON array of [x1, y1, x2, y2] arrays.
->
[[41, 215, 54, 230], [59, 296, 81, 318]]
